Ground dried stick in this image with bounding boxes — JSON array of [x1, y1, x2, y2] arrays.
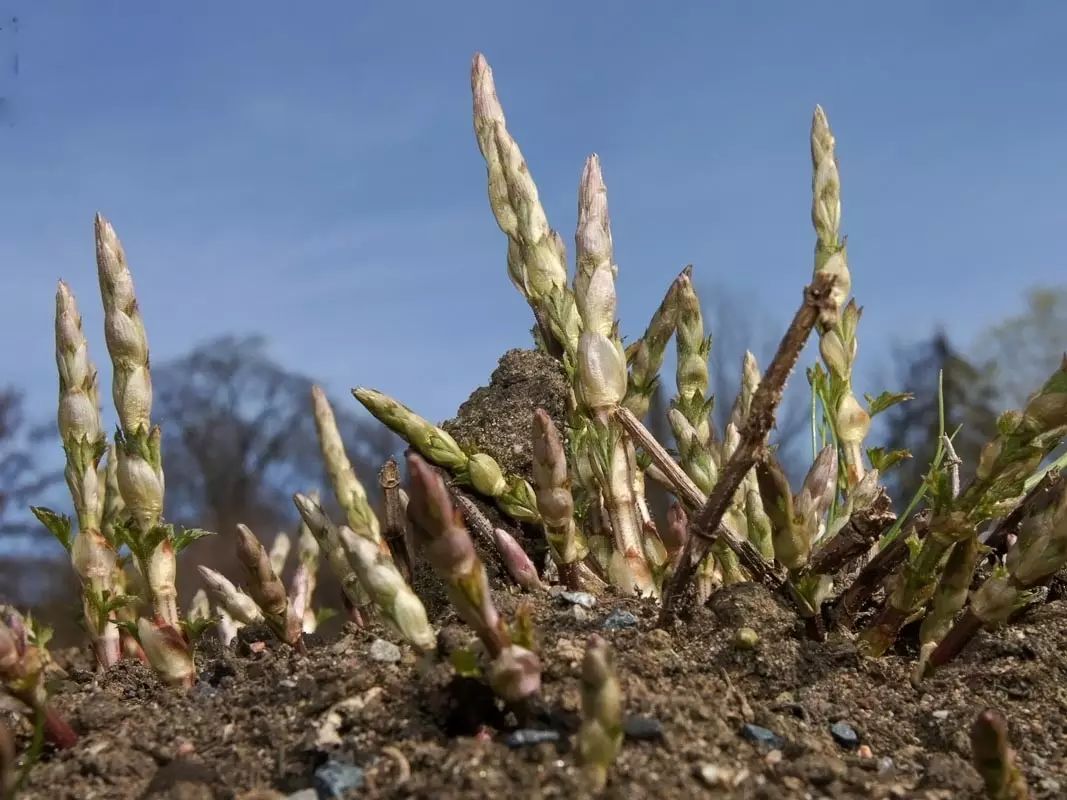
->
[[616, 406, 780, 587], [831, 511, 930, 629], [659, 272, 837, 623]]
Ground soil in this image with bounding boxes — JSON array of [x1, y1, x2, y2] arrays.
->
[[8, 350, 1067, 799]]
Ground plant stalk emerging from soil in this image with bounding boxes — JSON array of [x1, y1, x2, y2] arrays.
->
[[970, 709, 1030, 800], [577, 634, 623, 793], [95, 214, 179, 629], [40, 281, 121, 668], [0, 613, 78, 749], [405, 453, 542, 703]]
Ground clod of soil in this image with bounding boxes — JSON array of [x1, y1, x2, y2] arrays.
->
[[442, 348, 570, 482]]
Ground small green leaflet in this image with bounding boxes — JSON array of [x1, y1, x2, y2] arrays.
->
[[31, 506, 73, 551], [864, 391, 914, 417], [866, 447, 912, 473], [173, 526, 216, 553]]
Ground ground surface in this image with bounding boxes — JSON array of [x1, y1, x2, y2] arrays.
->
[[7, 582, 1067, 799]]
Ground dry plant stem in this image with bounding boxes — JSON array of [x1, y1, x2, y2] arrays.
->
[[970, 709, 1030, 800], [660, 273, 836, 621], [616, 405, 778, 586], [833, 511, 930, 629], [53, 281, 120, 668], [807, 487, 895, 575], [983, 469, 1061, 554], [95, 214, 177, 627], [379, 458, 414, 582]]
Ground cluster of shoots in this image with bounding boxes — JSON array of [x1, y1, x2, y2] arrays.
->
[[6, 50, 1066, 794]]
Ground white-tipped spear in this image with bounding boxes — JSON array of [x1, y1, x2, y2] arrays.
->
[[295, 490, 322, 633], [471, 53, 579, 360], [197, 565, 264, 626], [339, 525, 436, 652], [235, 524, 303, 648], [51, 281, 121, 668], [573, 155, 654, 596], [293, 493, 371, 616], [95, 214, 178, 628], [311, 386, 391, 556]]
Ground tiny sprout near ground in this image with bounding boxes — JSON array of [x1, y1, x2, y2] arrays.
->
[[4, 52, 1065, 798]]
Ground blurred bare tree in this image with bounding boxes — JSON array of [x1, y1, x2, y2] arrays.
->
[[881, 331, 999, 504], [975, 287, 1067, 410], [0, 388, 59, 540], [151, 335, 400, 596]]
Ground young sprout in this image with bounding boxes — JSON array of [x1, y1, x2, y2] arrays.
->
[[970, 709, 1030, 800], [577, 635, 623, 792], [406, 453, 541, 703], [197, 566, 264, 626], [471, 52, 579, 359], [38, 281, 121, 668], [95, 214, 178, 628], [0, 613, 78, 748], [235, 524, 303, 648], [353, 387, 540, 525], [136, 616, 195, 689]]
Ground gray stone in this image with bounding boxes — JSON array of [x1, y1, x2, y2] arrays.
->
[[368, 638, 402, 663], [600, 609, 638, 630]]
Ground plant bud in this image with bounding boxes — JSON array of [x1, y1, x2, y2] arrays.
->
[[835, 393, 870, 444], [819, 329, 850, 379], [468, 453, 507, 497], [137, 617, 194, 688], [492, 528, 542, 591], [71, 529, 117, 586], [577, 332, 627, 409], [487, 644, 542, 703]]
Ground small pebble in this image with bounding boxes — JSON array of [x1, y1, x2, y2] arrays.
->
[[600, 609, 638, 630], [740, 723, 784, 749], [313, 761, 365, 798], [733, 627, 760, 650], [504, 729, 561, 748], [287, 791, 318, 800], [830, 721, 860, 750], [369, 638, 402, 663], [559, 591, 597, 609], [571, 606, 591, 622], [765, 749, 783, 766], [931, 709, 949, 721], [1040, 778, 1062, 794], [623, 715, 664, 741], [878, 757, 894, 774], [697, 764, 729, 787], [857, 744, 873, 759]]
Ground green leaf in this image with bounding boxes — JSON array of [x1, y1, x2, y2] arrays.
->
[[866, 447, 912, 473], [142, 523, 172, 554], [27, 615, 54, 650], [173, 526, 216, 553], [449, 647, 482, 678], [115, 620, 140, 640], [103, 593, 139, 615], [865, 391, 915, 417], [181, 616, 218, 643], [31, 506, 73, 551]]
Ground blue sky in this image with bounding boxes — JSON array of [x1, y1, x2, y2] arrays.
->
[[1, 3, 1066, 479]]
